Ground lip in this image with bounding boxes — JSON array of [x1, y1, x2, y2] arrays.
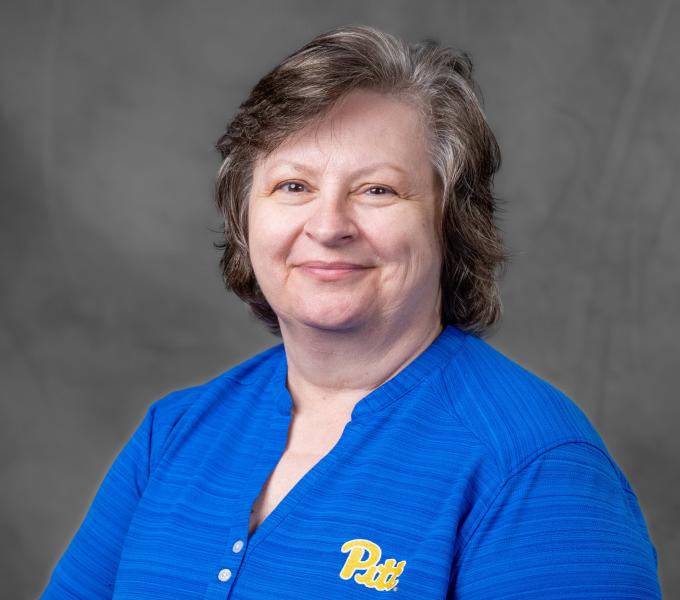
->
[[299, 261, 368, 269], [297, 261, 371, 281]]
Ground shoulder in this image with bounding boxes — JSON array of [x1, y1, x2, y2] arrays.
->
[[440, 330, 627, 484], [141, 342, 286, 467], [150, 342, 285, 414]]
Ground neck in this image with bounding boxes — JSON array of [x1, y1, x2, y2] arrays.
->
[[279, 313, 443, 420]]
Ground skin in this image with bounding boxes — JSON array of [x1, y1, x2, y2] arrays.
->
[[247, 88, 443, 426]]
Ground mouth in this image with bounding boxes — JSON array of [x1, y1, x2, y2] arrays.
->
[[297, 262, 371, 281], [299, 261, 369, 269]]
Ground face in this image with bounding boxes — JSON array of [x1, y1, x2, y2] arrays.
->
[[247, 89, 442, 335]]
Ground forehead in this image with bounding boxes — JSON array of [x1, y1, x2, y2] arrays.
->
[[255, 89, 431, 175]]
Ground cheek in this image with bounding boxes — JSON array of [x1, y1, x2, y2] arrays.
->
[[247, 205, 275, 278], [248, 204, 298, 272], [370, 212, 439, 267]]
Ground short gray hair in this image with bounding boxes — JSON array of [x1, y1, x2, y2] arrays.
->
[[214, 24, 509, 337]]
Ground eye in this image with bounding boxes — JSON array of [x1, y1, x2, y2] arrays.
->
[[276, 181, 307, 193], [366, 185, 394, 195]]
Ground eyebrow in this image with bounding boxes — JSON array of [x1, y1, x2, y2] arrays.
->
[[265, 160, 409, 178]]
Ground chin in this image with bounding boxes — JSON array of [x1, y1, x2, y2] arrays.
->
[[272, 289, 379, 331], [285, 305, 373, 332], [303, 315, 367, 332]]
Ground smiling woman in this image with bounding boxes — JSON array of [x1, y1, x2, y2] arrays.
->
[[40, 24, 661, 600], [247, 89, 442, 339]]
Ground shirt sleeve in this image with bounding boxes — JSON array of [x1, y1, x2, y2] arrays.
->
[[39, 403, 158, 600], [449, 441, 662, 599]]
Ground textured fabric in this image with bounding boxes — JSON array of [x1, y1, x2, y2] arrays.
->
[[40, 326, 662, 599]]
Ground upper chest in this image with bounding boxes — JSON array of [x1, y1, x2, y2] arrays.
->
[[248, 415, 348, 536]]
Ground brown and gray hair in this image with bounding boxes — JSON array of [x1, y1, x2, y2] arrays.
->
[[214, 24, 509, 338]]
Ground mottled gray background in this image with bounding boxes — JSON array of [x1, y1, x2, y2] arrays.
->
[[1, 1, 678, 598]]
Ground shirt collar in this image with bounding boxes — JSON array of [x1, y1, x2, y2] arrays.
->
[[271, 325, 467, 421]]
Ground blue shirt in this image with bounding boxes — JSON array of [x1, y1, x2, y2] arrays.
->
[[40, 325, 661, 598]]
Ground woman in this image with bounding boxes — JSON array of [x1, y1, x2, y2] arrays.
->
[[41, 25, 661, 599]]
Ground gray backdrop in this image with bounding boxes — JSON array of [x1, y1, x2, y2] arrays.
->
[[2, 1, 678, 598]]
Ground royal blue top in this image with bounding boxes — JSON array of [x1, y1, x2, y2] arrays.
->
[[40, 325, 662, 599]]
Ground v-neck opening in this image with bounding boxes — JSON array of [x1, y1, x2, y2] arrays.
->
[[245, 415, 359, 550]]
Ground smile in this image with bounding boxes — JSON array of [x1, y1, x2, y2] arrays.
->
[[298, 263, 371, 281]]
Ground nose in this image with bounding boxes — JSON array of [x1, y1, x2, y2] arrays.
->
[[303, 188, 358, 245]]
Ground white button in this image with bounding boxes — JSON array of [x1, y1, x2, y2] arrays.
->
[[232, 539, 244, 553], [217, 568, 232, 582]]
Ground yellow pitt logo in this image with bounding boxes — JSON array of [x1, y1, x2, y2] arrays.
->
[[339, 538, 406, 592]]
